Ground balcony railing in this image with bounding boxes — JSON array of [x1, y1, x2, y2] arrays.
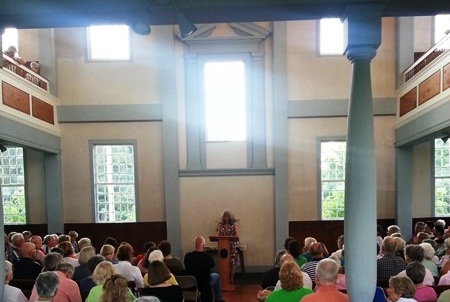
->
[[2, 55, 49, 92]]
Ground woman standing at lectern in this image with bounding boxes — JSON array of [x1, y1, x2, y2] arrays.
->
[[217, 209, 240, 285]]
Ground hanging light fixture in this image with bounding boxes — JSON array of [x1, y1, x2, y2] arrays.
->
[[132, 22, 151, 35], [177, 11, 197, 38]]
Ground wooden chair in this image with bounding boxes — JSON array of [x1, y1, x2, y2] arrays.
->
[[175, 275, 201, 302]]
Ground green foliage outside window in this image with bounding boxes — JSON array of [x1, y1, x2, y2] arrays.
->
[[435, 139, 450, 216]]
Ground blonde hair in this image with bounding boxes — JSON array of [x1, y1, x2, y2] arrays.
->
[[93, 261, 116, 285]]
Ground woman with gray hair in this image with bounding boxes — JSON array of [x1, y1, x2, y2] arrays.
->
[[35, 271, 60, 301], [3, 260, 28, 302], [419, 242, 439, 276]]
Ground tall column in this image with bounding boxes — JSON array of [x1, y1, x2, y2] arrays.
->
[[45, 152, 64, 233], [343, 5, 382, 302], [0, 27, 5, 302], [396, 146, 413, 242]]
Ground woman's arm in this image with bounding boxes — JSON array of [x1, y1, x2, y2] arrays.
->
[[234, 223, 239, 237]]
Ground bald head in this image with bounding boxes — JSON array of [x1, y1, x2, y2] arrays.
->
[[280, 253, 294, 264], [309, 242, 324, 258], [194, 236, 205, 251], [20, 242, 36, 258]]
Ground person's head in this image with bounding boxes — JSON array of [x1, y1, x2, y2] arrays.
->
[[4, 46, 17, 58], [56, 261, 74, 279], [194, 236, 205, 251], [116, 242, 134, 261], [287, 239, 302, 258], [280, 253, 294, 264], [283, 237, 294, 251], [387, 225, 401, 236], [103, 237, 118, 248], [433, 225, 445, 239], [158, 240, 172, 257], [220, 209, 236, 225], [377, 225, 384, 237], [68, 230, 78, 241], [58, 234, 70, 243], [414, 221, 425, 234], [337, 235, 344, 249], [42, 252, 63, 271], [93, 261, 117, 285], [387, 276, 416, 301], [135, 297, 161, 302], [414, 232, 429, 244], [50, 247, 64, 256], [78, 237, 92, 250], [44, 234, 58, 248], [444, 238, 450, 255], [5, 260, 13, 283], [274, 250, 287, 267], [142, 246, 159, 269], [11, 233, 25, 248], [393, 237, 406, 252], [143, 241, 156, 253], [35, 271, 59, 299], [279, 260, 303, 291], [436, 219, 446, 228], [58, 241, 74, 257], [381, 236, 398, 254], [405, 261, 426, 285], [100, 274, 129, 302], [404, 244, 424, 263], [148, 249, 164, 263], [78, 246, 96, 265], [100, 244, 115, 261], [148, 260, 172, 286], [31, 235, 43, 249], [424, 221, 435, 234], [419, 242, 436, 260], [315, 258, 339, 285], [87, 255, 105, 274], [309, 242, 324, 258], [19, 242, 36, 258], [304, 237, 317, 250], [22, 230, 32, 242]]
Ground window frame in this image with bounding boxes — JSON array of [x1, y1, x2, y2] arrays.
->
[[434, 138, 450, 217], [89, 140, 139, 223], [434, 14, 450, 44], [86, 25, 133, 62], [1, 147, 27, 225], [318, 138, 346, 220]]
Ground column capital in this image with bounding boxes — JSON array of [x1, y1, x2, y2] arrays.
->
[[343, 4, 383, 62]]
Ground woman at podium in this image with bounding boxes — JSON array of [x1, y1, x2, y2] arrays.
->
[[217, 209, 240, 285]]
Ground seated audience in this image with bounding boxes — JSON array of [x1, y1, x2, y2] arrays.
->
[[140, 260, 184, 302], [139, 246, 159, 274], [260, 250, 286, 290], [275, 254, 313, 290], [405, 261, 437, 302], [136, 241, 156, 264], [42, 234, 59, 254], [3, 260, 28, 302], [158, 240, 184, 275], [99, 244, 116, 263], [414, 232, 430, 245], [330, 234, 344, 262], [35, 271, 59, 301], [398, 245, 434, 286], [425, 221, 435, 239], [59, 234, 70, 243], [301, 258, 350, 302], [287, 239, 307, 267], [410, 222, 425, 244], [283, 237, 295, 252], [8, 232, 24, 263], [377, 237, 406, 279], [86, 261, 135, 302], [99, 274, 135, 302], [135, 297, 161, 302], [13, 241, 42, 279], [22, 230, 32, 242], [77, 237, 92, 257], [301, 242, 327, 283], [300, 237, 317, 261], [3, 46, 26, 65], [386, 276, 417, 302], [59, 241, 80, 268], [264, 260, 313, 302], [394, 237, 407, 261], [113, 242, 144, 288], [73, 246, 96, 282], [68, 230, 79, 253], [438, 289, 450, 302], [184, 235, 224, 302], [387, 225, 402, 237], [30, 235, 46, 263], [439, 238, 450, 269], [79, 255, 105, 293], [144, 250, 178, 287], [29, 253, 82, 302]]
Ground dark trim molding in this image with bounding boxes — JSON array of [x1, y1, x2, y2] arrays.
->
[[179, 168, 274, 177]]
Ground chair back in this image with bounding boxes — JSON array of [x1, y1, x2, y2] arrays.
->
[[175, 275, 201, 302]]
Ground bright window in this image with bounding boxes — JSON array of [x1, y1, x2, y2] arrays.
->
[[321, 141, 346, 219], [93, 144, 136, 222], [204, 61, 247, 142], [435, 139, 450, 216], [87, 25, 131, 60], [2, 28, 18, 52], [434, 14, 450, 44], [319, 18, 344, 55], [1, 147, 26, 224]]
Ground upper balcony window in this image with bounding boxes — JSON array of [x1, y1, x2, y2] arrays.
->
[[319, 18, 344, 56], [2, 28, 18, 51], [87, 25, 131, 61], [434, 14, 450, 44]]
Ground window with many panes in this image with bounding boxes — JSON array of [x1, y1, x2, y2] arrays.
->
[[92, 144, 136, 222], [87, 25, 131, 61], [319, 18, 344, 56], [2, 28, 18, 52], [204, 60, 247, 142], [1, 147, 26, 224], [434, 14, 450, 44], [321, 141, 346, 219], [435, 139, 450, 216]]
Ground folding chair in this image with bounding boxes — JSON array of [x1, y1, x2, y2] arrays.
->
[[175, 275, 201, 302]]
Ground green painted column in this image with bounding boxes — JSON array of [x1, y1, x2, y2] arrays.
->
[[343, 5, 382, 302]]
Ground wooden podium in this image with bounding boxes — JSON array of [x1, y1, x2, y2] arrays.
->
[[209, 235, 239, 291]]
